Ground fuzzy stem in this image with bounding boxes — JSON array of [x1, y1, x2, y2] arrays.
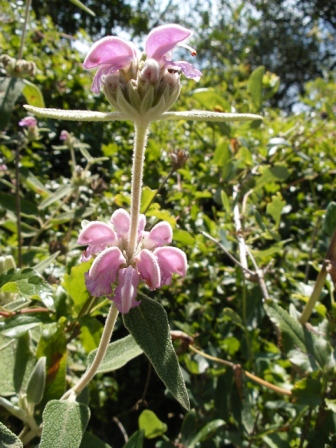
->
[[18, 0, 32, 60], [15, 144, 22, 268], [62, 302, 119, 399], [128, 121, 150, 259]]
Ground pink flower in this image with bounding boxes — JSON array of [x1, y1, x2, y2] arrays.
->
[[18, 116, 37, 128], [83, 24, 202, 93], [60, 130, 70, 141], [77, 209, 188, 313], [145, 24, 202, 82]]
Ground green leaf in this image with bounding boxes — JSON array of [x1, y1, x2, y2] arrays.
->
[[36, 322, 67, 402], [292, 377, 321, 406], [38, 184, 73, 210], [0, 421, 23, 448], [26, 356, 46, 404], [181, 409, 197, 446], [323, 202, 336, 237], [266, 193, 286, 228], [247, 66, 265, 111], [50, 206, 96, 225], [221, 190, 231, 214], [0, 334, 32, 398], [79, 316, 103, 353], [0, 76, 24, 131], [188, 420, 225, 447], [87, 334, 143, 374], [69, 0, 96, 16], [62, 263, 90, 313], [40, 400, 90, 448], [21, 79, 45, 108], [265, 301, 334, 372], [0, 192, 38, 217], [79, 432, 112, 448], [173, 229, 195, 245], [222, 308, 243, 327], [212, 139, 231, 167], [140, 186, 157, 213], [0, 315, 42, 338], [0, 268, 54, 310], [138, 410, 167, 439], [190, 88, 230, 111], [23, 171, 51, 198], [123, 430, 145, 448], [123, 294, 190, 410], [255, 164, 290, 190]]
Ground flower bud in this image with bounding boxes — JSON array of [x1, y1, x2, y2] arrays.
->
[[140, 59, 161, 84]]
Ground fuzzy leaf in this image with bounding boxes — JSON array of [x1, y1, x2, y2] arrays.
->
[[265, 301, 334, 372], [0, 76, 24, 131], [0, 268, 54, 310], [40, 400, 90, 448], [0, 421, 23, 448], [87, 334, 143, 373], [123, 294, 190, 410]]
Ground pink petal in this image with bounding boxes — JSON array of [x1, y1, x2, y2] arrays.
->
[[111, 209, 130, 238], [85, 247, 126, 296], [145, 24, 191, 61], [165, 59, 202, 81], [113, 266, 141, 313], [110, 209, 146, 239], [77, 221, 117, 246], [83, 36, 137, 69], [81, 243, 107, 262], [154, 247, 188, 285], [136, 249, 161, 289], [144, 221, 172, 249]]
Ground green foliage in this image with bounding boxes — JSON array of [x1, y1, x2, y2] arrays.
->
[[0, 421, 23, 448], [123, 295, 190, 410], [1, 1, 336, 446], [138, 409, 167, 439], [87, 335, 143, 374], [40, 400, 90, 448]]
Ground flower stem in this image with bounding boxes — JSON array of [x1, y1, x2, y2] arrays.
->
[[300, 228, 336, 324], [62, 302, 119, 399], [18, 0, 32, 60], [128, 121, 149, 259]]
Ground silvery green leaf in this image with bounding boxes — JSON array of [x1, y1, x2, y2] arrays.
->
[[26, 356, 46, 405], [159, 110, 263, 122], [23, 105, 126, 122]]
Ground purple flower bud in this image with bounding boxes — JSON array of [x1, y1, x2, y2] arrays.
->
[[18, 116, 37, 128]]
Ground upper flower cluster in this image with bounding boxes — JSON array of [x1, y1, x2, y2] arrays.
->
[[78, 209, 187, 313], [83, 24, 202, 121]]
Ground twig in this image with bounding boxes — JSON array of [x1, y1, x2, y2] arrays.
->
[[112, 417, 128, 443], [189, 345, 292, 397], [201, 231, 255, 277]]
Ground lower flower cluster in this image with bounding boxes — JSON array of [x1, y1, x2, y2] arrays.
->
[[77, 209, 188, 313]]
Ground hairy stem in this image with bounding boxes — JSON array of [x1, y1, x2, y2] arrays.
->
[[18, 0, 32, 60], [15, 145, 22, 268], [128, 121, 149, 259], [62, 302, 119, 399]]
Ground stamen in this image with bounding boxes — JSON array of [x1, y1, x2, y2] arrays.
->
[[177, 42, 197, 57]]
